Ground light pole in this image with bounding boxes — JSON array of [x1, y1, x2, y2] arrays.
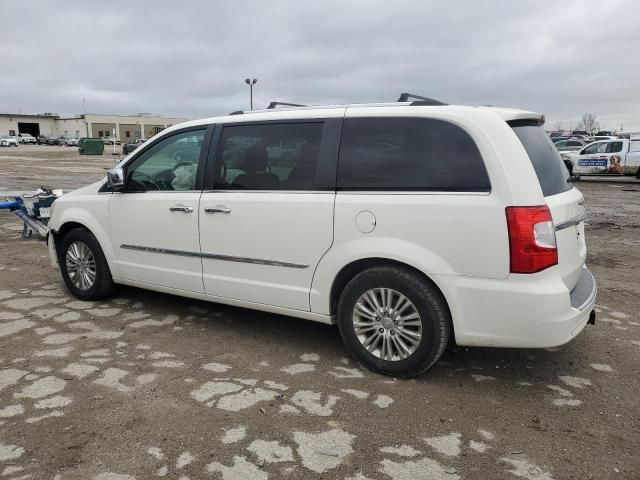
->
[[245, 78, 257, 110]]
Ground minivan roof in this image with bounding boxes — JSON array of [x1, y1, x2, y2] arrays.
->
[[233, 102, 543, 121], [175, 102, 545, 131]]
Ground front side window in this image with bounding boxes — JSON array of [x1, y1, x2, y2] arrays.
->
[[582, 142, 607, 155], [125, 129, 205, 192], [338, 117, 490, 191], [214, 122, 324, 190]]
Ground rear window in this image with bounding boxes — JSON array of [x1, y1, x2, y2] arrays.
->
[[511, 123, 571, 196], [338, 117, 490, 191]]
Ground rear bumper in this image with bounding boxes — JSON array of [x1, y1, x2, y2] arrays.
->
[[440, 266, 597, 348]]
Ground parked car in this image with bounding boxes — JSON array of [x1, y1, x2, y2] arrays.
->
[[37, 135, 50, 145], [0, 136, 19, 147], [46, 136, 66, 146], [554, 139, 585, 152], [46, 99, 597, 377], [17, 133, 36, 144], [65, 138, 79, 147], [102, 136, 121, 145], [568, 138, 640, 177], [122, 138, 146, 155], [554, 140, 586, 176]]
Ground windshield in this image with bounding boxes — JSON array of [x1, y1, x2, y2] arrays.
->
[[511, 123, 571, 196]]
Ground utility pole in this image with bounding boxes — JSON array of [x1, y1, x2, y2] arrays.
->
[[82, 98, 89, 137], [245, 78, 257, 110]]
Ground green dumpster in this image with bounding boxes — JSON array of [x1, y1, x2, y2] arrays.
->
[[78, 138, 105, 155]]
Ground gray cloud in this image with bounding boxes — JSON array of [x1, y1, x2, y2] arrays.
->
[[1, 0, 639, 130]]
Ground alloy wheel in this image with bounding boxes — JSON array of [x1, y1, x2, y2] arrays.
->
[[65, 241, 97, 290], [352, 288, 423, 361]]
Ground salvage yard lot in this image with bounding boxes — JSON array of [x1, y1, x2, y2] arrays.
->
[[0, 145, 639, 479]]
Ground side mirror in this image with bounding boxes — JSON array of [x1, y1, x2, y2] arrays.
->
[[107, 167, 125, 190]]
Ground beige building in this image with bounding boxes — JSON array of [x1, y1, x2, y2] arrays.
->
[[0, 112, 187, 141]]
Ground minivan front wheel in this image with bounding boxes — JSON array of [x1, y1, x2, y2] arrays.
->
[[58, 228, 116, 300], [337, 265, 450, 377]]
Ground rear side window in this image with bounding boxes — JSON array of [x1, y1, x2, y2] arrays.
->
[[606, 141, 623, 153], [510, 124, 571, 196], [214, 123, 324, 190], [338, 117, 490, 191]]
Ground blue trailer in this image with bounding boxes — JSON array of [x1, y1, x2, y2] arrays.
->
[[0, 189, 61, 239]]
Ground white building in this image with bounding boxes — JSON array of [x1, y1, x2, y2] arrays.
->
[[0, 112, 187, 141]]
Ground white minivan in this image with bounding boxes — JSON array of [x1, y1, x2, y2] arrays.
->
[[46, 97, 596, 376]]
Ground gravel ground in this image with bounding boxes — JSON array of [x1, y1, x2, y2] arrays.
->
[[0, 145, 639, 480]]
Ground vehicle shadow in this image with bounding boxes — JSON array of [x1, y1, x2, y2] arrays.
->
[[114, 285, 590, 387]]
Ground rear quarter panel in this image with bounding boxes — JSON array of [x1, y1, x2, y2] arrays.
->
[[310, 106, 546, 315]]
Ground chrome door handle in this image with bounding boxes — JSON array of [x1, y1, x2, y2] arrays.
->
[[204, 206, 231, 214], [169, 205, 194, 213]]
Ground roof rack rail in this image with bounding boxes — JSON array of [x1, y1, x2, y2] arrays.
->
[[397, 93, 447, 106], [267, 101, 307, 109], [228, 101, 307, 115]]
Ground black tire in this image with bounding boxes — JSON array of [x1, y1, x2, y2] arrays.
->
[[636, 167, 640, 179], [58, 227, 116, 301], [337, 265, 451, 377]]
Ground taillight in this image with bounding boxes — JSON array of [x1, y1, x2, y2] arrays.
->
[[505, 206, 557, 273]]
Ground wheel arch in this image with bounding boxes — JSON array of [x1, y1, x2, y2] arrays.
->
[[51, 214, 119, 280], [328, 257, 453, 330], [52, 221, 98, 261]]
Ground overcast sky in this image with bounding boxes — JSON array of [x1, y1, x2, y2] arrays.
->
[[1, 0, 639, 131]]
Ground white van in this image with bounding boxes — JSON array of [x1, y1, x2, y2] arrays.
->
[[46, 96, 597, 376], [570, 139, 640, 177]]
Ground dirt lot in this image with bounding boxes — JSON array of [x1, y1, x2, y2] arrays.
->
[[0, 145, 639, 480]]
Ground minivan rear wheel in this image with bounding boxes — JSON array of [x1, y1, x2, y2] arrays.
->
[[337, 265, 450, 377], [58, 228, 116, 301]]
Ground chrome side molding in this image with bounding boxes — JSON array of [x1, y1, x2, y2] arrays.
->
[[120, 244, 309, 269]]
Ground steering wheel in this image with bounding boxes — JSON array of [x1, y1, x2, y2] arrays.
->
[[129, 172, 160, 191]]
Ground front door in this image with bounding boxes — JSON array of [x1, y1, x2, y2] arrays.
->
[[199, 119, 340, 311], [109, 127, 210, 293], [573, 141, 610, 174]]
